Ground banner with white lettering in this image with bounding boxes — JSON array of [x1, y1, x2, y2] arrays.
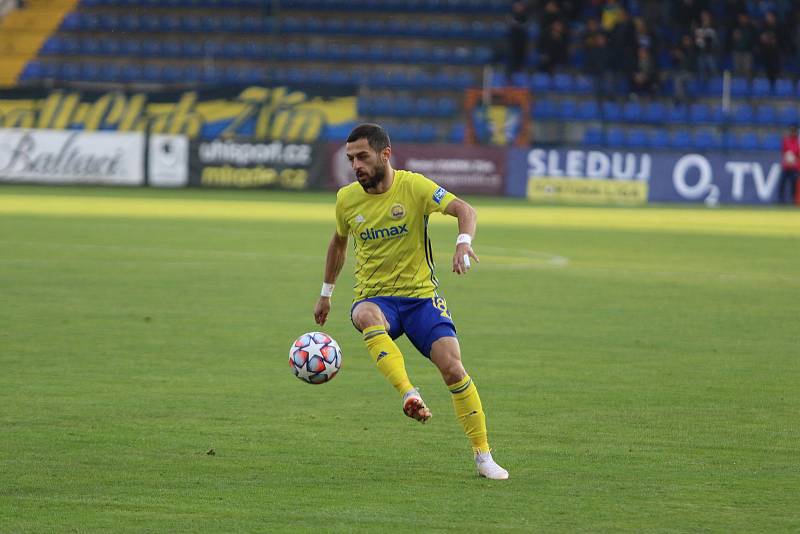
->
[[188, 139, 323, 189], [507, 148, 782, 205], [0, 128, 144, 185]]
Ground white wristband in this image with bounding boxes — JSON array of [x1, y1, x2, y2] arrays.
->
[[321, 282, 334, 298], [456, 233, 472, 245]]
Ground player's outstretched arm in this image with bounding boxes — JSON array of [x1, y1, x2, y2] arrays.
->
[[444, 198, 479, 275], [314, 231, 348, 326]]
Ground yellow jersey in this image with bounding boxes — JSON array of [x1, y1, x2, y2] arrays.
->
[[335, 169, 457, 301]]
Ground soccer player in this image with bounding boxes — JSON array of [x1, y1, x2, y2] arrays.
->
[[313, 123, 509, 480]]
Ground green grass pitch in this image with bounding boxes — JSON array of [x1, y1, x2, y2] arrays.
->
[[1, 185, 798, 532]]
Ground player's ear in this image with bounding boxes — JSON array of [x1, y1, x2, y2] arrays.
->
[[381, 146, 391, 163]]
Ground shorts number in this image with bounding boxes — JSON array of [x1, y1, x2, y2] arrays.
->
[[432, 297, 451, 319]]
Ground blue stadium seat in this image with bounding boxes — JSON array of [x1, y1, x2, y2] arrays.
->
[[573, 75, 593, 94], [774, 78, 796, 98], [666, 105, 689, 124], [751, 77, 772, 97], [689, 103, 712, 124], [532, 98, 557, 120], [728, 131, 760, 151], [669, 130, 692, 150], [552, 73, 574, 93], [777, 105, 800, 127], [756, 104, 778, 126], [577, 100, 600, 121], [643, 102, 666, 123], [449, 122, 465, 143], [605, 127, 626, 147], [19, 61, 44, 81], [761, 133, 782, 151], [646, 129, 670, 149], [601, 101, 621, 122], [558, 99, 579, 120], [693, 130, 722, 151], [417, 123, 437, 143], [582, 127, 603, 145], [731, 103, 755, 125], [622, 101, 643, 123], [39, 36, 65, 55], [529, 72, 551, 93], [625, 128, 649, 149], [58, 62, 80, 81], [436, 96, 458, 117]]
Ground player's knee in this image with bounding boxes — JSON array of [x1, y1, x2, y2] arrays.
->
[[352, 304, 388, 332]]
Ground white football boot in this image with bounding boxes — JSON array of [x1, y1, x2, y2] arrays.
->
[[402, 389, 431, 423], [475, 450, 509, 480]]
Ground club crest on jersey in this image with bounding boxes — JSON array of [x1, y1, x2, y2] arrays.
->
[[359, 224, 409, 241], [390, 203, 406, 219], [433, 187, 447, 204]]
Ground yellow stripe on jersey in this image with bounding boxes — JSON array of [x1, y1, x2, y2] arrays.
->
[[335, 170, 456, 300]]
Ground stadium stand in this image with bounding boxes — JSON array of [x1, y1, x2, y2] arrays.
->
[[3, 0, 800, 147]]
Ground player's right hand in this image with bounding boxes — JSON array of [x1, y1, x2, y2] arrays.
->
[[314, 297, 331, 326]]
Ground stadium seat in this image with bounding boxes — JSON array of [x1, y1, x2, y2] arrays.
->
[[731, 103, 755, 125], [622, 101, 643, 123], [646, 129, 670, 149], [756, 104, 778, 126], [751, 77, 772, 98], [601, 101, 622, 122], [582, 127, 603, 145], [669, 130, 692, 150], [693, 130, 722, 151], [666, 105, 689, 124], [774, 78, 796, 98], [532, 98, 557, 120], [552, 73, 574, 93], [625, 128, 649, 149], [728, 131, 760, 151], [577, 100, 600, 121], [643, 102, 666, 123], [760, 133, 782, 151], [605, 127, 626, 147], [529, 72, 551, 93], [558, 99, 579, 120]]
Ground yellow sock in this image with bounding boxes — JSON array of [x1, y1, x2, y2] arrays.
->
[[363, 325, 414, 396], [449, 375, 490, 454]]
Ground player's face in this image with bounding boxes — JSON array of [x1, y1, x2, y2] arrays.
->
[[346, 138, 388, 191]]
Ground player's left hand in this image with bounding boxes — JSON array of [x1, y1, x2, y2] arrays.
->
[[453, 243, 479, 275]]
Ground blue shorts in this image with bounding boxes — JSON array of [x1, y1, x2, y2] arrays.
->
[[350, 296, 457, 358]]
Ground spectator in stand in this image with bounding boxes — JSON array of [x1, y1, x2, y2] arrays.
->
[[537, 19, 569, 74], [609, 7, 638, 96], [633, 16, 657, 52], [539, 0, 563, 34], [730, 12, 757, 79], [694, 10, 719, 80], [631, 47, 658, 96], [506, 1, 531, 76], [583, 18, 613, 100], [672, 0, 704, 31], [778, 124, 799, 204], [601, 0, 624, 32], [758, 21, 782, 88], [671, 34, 698, 105]]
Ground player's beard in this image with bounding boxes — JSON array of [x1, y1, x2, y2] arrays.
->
[[357, 162, 386, 192]]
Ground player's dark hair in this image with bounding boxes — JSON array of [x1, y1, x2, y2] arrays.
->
[[347, 123, 391, 152]]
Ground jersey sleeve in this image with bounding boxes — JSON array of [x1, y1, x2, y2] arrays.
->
[[334, 190, 350, 237], [412, 173, 457, 215]]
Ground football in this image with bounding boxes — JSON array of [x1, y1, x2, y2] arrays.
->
[[289, 331, 342, 384]]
